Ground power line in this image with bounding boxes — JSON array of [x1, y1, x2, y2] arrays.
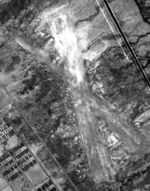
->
[[0, 104, 60, 191], [96, 0, 150, 89], [18, 132, 62, 191], [0, 80, 79, 191]]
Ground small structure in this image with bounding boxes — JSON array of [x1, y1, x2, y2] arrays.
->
[[36, 179, 56, 191]]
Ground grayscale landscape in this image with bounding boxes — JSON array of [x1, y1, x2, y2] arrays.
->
[[0, 0, 150, 191]]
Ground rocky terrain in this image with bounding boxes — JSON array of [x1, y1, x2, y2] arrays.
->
[[0, 0, 150, 191]]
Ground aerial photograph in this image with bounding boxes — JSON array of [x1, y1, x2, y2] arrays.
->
[[0, 0, 150, 191]]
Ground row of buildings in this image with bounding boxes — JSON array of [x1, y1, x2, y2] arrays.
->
[[36, 179, 57, 191], [0, 123, 15, 144], [0, 120, 58, 191], [0, 142, 38, 183], [0, 120, 38, 183]]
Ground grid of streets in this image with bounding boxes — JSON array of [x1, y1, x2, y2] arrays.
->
[[0, 103, 58, 191]]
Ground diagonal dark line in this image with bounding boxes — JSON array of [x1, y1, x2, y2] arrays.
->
[[16, 132, 61, 191], [0, 80, 78, 191], [0, 102, 60, 191], [101, 0, 150, 89]]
